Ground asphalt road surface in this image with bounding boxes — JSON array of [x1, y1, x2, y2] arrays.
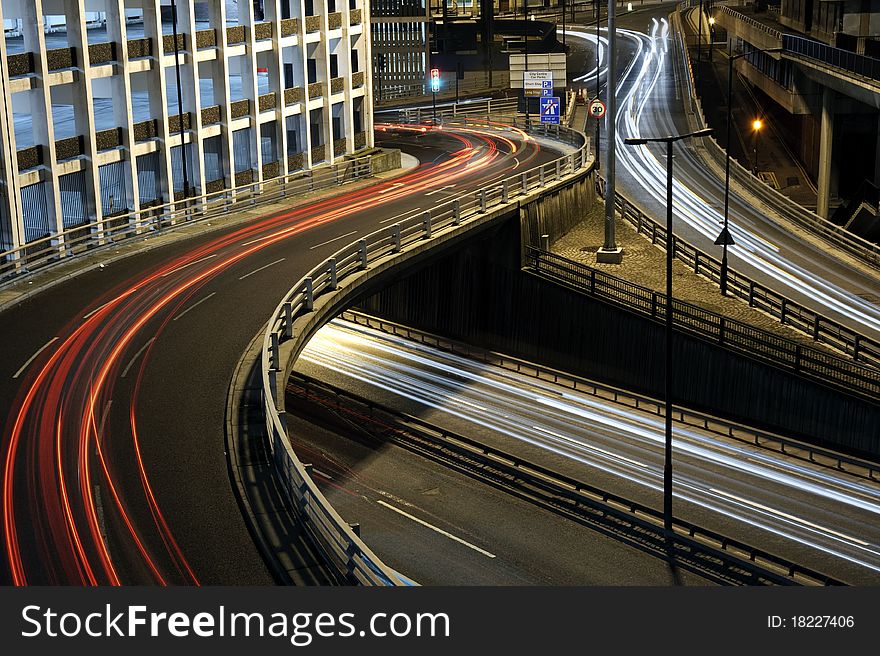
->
[[0, 123, 559, 585], [293, 319, 880, 585]]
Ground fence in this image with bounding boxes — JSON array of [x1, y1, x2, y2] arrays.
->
[[783, 34, 880, 82], [259, 117, 592, 585], [527, 247, 880, 401], [0, 155, 375, 282], [673, 5, 880, 268], [598, 177, 880, 368]]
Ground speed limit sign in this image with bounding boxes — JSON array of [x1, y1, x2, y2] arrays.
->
[[589, 98, 606, 120]]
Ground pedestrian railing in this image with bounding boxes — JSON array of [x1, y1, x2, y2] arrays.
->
[[527, 247, 880, 401], [673, 5, 880, 268], [783, 34, 880, 83], [0, 156, 375, 283], [259, 118, 593, 585]]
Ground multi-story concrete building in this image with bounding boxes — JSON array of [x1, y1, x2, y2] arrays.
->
[[0, 0, 373, 259]]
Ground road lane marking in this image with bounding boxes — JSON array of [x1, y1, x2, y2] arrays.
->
[[425, 184, 457, 196], [161, 253, 217, 277], [13, 337, 58, 378], [238, 258, 286, 280], [173, 292, 217, 321], [121, 338, 156, 378], [309, 231, 358, 250], [83, 300, 112, 319], [379, 208, 422, 225], [378, 182, 404, 194], [531, 425, 648, 469], [242, 234, 276, 247], [311, 468, 334, 480], [376, 499, 496, 558], [709, 488, 870, 546]]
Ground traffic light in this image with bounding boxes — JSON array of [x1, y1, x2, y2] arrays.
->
[[430, 68, 440, 93]]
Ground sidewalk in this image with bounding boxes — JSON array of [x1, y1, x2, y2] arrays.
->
[[552, 200, 840, 352]]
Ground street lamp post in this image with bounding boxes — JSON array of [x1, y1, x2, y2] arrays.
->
[[624, 128, 713, 541], [752, 118, 762, 175], [719, 46, 781, 296], [696, 0, 704, 95], [708, 16, 715, 62]]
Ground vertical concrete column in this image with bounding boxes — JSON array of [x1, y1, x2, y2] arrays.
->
[[105, 0, 140, 222], [300, 0, 314, 167], [361, 0, 374, 148], [22, 0, 64, 246], [816, 86, 835, 219], [0, 2, 23, 253], [142, 1, 173, 211], [207, 0, 235, 190], [63, 0, 102, 237], [177, 0, 206, 196], [264, 0, 289, 176], [320, 1, 333, 166], [239, 0, 261, 181], [338, 7, 354, 161]]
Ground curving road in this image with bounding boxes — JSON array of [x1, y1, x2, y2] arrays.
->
[[0, 124, 557, 585], [565, 10, 880, 343], [293, 318, 880, 585]]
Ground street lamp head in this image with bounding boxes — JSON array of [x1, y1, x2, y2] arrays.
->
[[709, 16, 715, 26], [691, 128, 713, 138], [624, 137, 648, 145], [752, 119, 763, 131]]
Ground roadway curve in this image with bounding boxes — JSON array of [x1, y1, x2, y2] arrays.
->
[[566, 9, 880, 343], [293, 319, 880, 585], [0, 124, 556, 585]]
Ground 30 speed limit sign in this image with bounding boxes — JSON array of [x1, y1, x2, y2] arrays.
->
[[589, 98, 606, 120]]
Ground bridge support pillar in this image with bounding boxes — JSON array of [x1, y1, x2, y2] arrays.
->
[[816, 87, 835, 219]]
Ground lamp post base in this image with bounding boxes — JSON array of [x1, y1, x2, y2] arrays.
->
[[596, 247, 624, 264]]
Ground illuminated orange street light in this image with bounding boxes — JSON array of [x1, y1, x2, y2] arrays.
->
[[752, 118, 763, 175]]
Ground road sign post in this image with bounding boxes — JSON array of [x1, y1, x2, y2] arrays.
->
[[540, 96, 561, 125], [430, 68, 440, 124]]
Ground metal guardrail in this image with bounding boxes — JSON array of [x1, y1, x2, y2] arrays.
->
[[716, 5, 783, 40], [527, 247, 880, 401], [259, 117, 592, 585], [341, 310, 880, 481], [288, 372, 845, 586], [674, 6, 880, 268], [396, 98, 520, 125], [598, 177, 880, 369], [0, 156, 375, 282], [783, 34, 880, 83]]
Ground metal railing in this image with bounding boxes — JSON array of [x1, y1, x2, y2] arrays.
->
[[259, 118, 592, 585], [598, 178, 880, 368], [0, 156, 376, 283], [715, 5, 783, 40], [394, 98, 520, 125], [783, 34, 880, 83], [527, 248, 880, 401], [342, 309, 880, 480], [289, 372, 844, 586], [674, 6, 880, 267]]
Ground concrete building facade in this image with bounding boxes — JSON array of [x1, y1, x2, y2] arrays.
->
[[0, 0, 373, 259]]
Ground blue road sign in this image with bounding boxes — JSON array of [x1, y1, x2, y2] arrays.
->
[[540, 96, 560, 124]]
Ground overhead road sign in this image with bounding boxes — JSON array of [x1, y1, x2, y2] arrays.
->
[[540, 96, 560, 124], [523, 70, 552, 97]]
